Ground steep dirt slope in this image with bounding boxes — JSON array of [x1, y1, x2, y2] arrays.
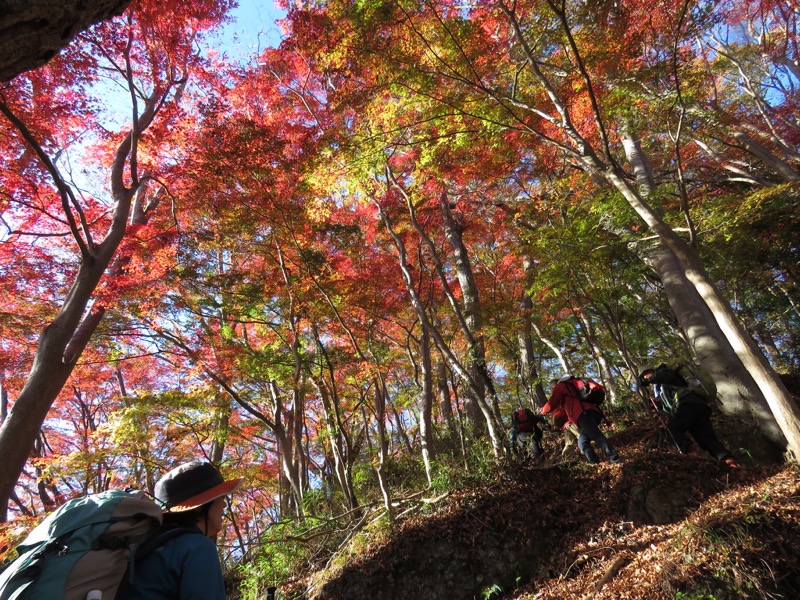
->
[[300, 421, 800, 600]]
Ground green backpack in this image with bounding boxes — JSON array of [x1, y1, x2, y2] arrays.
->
[[0, 489, 168, 600], [675, 363, 718, 401]]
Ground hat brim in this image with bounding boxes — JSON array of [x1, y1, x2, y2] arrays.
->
[[166, 477, 243, 512]]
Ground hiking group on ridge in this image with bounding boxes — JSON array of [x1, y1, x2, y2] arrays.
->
[[2, 360, 743, 600], [509, 360, 740, 470]]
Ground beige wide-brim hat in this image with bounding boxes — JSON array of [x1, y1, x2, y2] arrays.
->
[[155, 461, 243, 512], [638, 365, 656, 379]]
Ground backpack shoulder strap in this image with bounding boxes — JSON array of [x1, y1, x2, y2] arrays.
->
[[133, 526, 197, 562], [125, 526, 197, 585]]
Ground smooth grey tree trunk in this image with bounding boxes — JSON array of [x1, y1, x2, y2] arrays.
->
[[518, 257, 549, 408], [419, 327, 435, 486], [371, 187, 504, 456], [618, 130, 785, 445], [639, 241, 784, 444]]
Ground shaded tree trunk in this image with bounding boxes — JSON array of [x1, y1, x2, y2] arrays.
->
[[518, 257, 548, 408], [618, 130, 785, 446], [370, 184, 504, 456], [440, 194, 492, 428], [574, 310, 618, 404], [0, 0, 133, 81]]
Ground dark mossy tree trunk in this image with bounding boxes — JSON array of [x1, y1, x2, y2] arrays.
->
[[0, 0, 132, 81]]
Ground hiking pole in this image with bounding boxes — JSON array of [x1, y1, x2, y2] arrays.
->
[[644, 388, 683, 453], [266, 586, 277, 600]]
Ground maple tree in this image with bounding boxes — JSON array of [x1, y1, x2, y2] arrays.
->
[[279, 0, 800, 455], [1, 4, 799, 593], [0, 0, 234, 519]]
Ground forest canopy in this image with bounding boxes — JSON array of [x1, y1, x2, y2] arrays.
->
[[0, 0, 798, 593]]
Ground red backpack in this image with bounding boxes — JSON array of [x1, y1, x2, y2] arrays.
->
[[513, 408, 537, 432], [568, 377, 606, 406]]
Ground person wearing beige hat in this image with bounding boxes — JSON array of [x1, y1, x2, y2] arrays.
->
[[639, 364, 738, 469], [117, 461, 243, 600]]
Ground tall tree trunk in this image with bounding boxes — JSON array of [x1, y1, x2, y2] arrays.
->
[[370, 186, 504, 456], [518, 257, 548, 407], [0, 190, 133, 522], [518, 298, 548, 408], [312, 377, 359, 513], [574, 310, 618, 404], [436, 360, 456, 436], [617, 130, 785, 445], [269, 381, 305, 518], [440, 194, 501, 429], [1, 380, 7, 424], [275, 239, 310, 516], [373, 378, 394, 519], [419, 328, 435, 486], [0, 72, 176, 519]]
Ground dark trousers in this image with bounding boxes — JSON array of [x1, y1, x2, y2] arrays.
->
[[512, 429, 543, 462], [668, 402, 731, 461], [577, 410, 618, 463]]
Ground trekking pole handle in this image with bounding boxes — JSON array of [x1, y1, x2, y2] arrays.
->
[[266, 586, 277, 600]]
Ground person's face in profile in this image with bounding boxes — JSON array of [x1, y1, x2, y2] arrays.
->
[[203, 497, 226, 538]]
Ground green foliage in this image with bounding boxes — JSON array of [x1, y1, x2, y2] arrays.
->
[[481, 583, 504, 599], [697, 183, 800, 371], [378, 451, 432, 491], [429, 438, 497, 494], [235, 529, 305, 600]]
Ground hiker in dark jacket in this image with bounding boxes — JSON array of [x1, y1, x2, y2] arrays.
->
[[541, 375, 620, 464], [117, 461, 243, 600], [639, 364, 738, 469], [510, 407, 549, 462]]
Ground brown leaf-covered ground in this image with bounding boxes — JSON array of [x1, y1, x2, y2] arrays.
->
[[512, 420, 800, 600], [286, 419, 800, 600]]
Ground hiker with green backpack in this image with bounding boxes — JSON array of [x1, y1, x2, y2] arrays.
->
[[639, 364, 739, 469], [0, 460, 243, 600], [116, 460, 243, 599]]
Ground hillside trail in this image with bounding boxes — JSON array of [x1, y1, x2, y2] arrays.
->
[[296, 419, 800, 600]]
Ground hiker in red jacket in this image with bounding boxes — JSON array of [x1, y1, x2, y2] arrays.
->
[[542, 375, 621, 464]]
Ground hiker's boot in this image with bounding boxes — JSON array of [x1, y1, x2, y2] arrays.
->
[[583, 448, 600, 464]]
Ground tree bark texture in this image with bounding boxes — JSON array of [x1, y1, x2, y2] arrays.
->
[[605, 168, 800, 458], [618, 128, 785, 446], [0, 0, 132, 81], [639, 241, 784, 444]]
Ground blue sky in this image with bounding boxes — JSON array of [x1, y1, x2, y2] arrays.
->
[[218, 0, 287, 59]]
